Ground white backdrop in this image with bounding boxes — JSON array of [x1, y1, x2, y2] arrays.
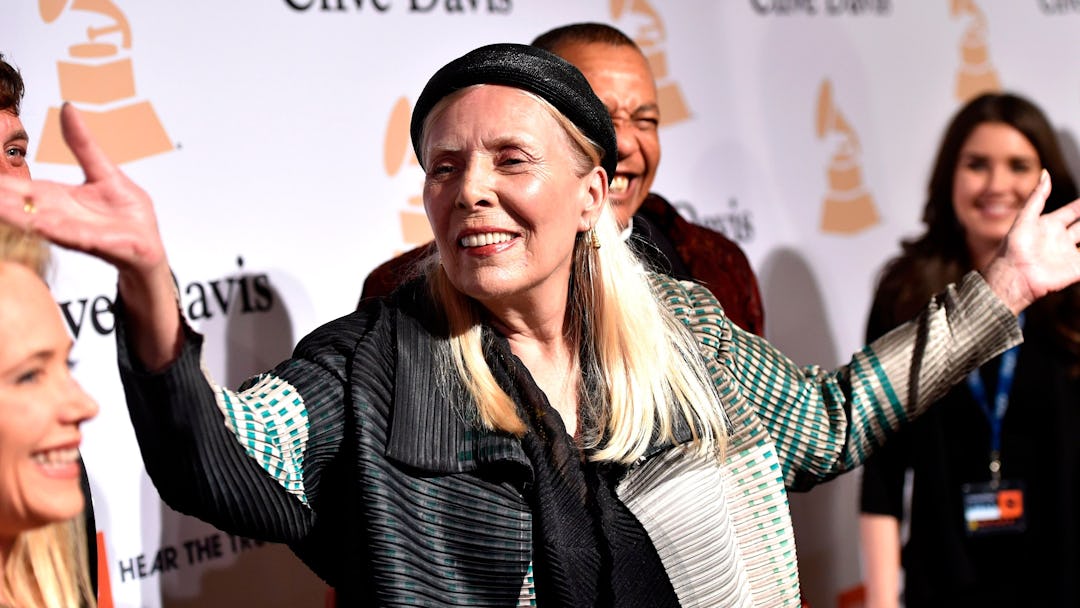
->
[[4, 1, 1080, 606]]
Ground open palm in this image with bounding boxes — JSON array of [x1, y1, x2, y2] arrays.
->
[[985, 170, 1080, 313]]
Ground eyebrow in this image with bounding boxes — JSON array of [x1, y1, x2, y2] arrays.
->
[[0, 339, 74, 374], [489, 134, 537, 149], [428, 135, 538, 156], [4, 128, 29, 145], [960, 151, 1037, 160], [606, 103, 660, 117], [0, 349, 48, 376]]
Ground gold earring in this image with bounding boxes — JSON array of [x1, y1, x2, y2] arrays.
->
[[588, 226, 601, 249]]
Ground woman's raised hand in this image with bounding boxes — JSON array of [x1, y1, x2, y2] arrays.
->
[[0, 103, 182, 369], [0, 103, 167, 277], [985, 170, 1080, 314]]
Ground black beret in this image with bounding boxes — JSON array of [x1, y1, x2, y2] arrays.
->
[[410, 43, 617, 183]]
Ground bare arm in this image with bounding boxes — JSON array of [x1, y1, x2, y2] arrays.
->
[[859, 514, 901, 608], [115, 261, 182, 370]]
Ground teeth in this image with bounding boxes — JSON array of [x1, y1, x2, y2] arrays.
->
[[977, 204, 1017, 219], [460, 232, 514, 248], [610, 175, 629, 193], [32, 448, 80, 467]]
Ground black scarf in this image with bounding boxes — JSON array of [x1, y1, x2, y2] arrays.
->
[[485, 333, 681, 608]]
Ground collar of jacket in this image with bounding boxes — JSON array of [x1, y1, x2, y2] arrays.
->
[[383, 284, 532, 482], [382, 280, 697, 479]]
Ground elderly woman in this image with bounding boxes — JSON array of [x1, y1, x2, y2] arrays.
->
[[0, 259, 98, 607], [1, 44, 1079, 607]]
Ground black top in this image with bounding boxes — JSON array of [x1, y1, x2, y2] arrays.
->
[[79, 460, 97, 602], [860, 305, 1080, 606], [628, 214, 693, 283]]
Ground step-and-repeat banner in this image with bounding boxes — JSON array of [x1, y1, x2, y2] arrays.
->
[[4, 1, 1079, 606]]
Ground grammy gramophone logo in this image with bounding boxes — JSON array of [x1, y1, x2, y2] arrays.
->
[[609, 0, 690, 126], [815, 80, 879, 235], [35, 0, 172, 166], [384, 97, 432, 253], [952, 0, 1001, 102]]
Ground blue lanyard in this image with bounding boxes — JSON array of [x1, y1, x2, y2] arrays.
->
[[964, 312, 1024, 483]]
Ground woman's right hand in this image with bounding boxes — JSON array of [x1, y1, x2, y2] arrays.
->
[[0, 103, 168, 278], [0, 103, 182, 369]]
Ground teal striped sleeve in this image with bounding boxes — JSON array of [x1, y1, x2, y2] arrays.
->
[[683, 271, 1021, 489]]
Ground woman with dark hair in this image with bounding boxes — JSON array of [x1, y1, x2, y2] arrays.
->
[[859, 92, 1080, 607], [2, 48, 1080, 606]]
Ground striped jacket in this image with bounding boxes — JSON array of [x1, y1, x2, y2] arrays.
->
[[117, 272, 1020, 606]]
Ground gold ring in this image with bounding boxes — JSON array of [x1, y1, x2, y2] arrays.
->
[[22, 195, 36, 215]]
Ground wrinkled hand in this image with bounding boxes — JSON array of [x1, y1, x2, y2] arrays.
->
[[0, 103, 182, 368], [0, 103, 167, 276], [985, 170, 1080, 314]]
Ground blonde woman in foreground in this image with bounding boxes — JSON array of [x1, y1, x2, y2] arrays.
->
[[0, 259, 98, 608]]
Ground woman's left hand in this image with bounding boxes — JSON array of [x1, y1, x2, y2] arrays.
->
[[984, 170, 1080, 314]]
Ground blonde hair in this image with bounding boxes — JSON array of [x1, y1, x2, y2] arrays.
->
[[3, 521, 94, 608], [0, 225, 94, 607], [422, 86, 727, 463], [0, 222, 49, 279]]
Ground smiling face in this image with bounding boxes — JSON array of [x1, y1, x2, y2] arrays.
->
[[0, 110, 30, 178], [421, 85, 604, 309], [552, 41, 659, 229], [952, 121, 1041, 266], [0, 262, 97, 543]]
